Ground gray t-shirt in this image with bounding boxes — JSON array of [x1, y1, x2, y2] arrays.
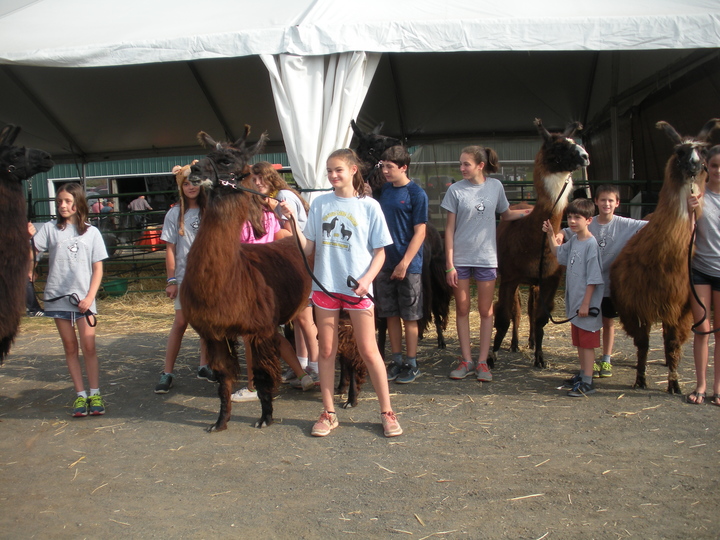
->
[[556, 235, 604, 332], [693, 188, 720, 278], [440, 178, 509, 268], [277, 189, 308, 232], [160, 206, 200, 284], [33, 222, 108, 313], [588, 215, 646, 296]]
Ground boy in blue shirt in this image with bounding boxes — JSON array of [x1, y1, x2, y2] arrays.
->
[[543, 198, 604, 396], [377, 146, 429, 384]]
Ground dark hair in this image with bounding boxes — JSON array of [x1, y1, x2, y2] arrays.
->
[[251, 161, 309, 212], [56, 183, 89, 235], [707, 145, 720, 162], [327, 148, 366, 197], [461, 145, 499, 174], [593, 184, 620, 201], [380, 145, 411, 170], [566, 197, 596, 219]]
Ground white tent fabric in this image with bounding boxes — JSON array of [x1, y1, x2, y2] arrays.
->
[[261, 52, 380, 199], [1, 0, 718, 67]]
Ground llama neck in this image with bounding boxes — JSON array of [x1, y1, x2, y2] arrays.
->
[[535, 171, 574, 217]]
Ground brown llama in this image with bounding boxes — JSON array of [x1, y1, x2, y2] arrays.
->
[[492, 119, 590, 368], [0, 124, 53, 363], [335, 311, 368, 409], [611, 119, 720, 393], [181, 126, 311, 431], [351, 120, 452, 352]]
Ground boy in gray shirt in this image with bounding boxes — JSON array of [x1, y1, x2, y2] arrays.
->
[[543, 198, 604, 397]]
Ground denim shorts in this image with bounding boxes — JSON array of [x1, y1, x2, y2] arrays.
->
[[456, 266, 497, 282], [44, 311, 92, 325]]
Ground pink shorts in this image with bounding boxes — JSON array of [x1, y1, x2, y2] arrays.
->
[[312, 291, 373, 311], [571, 324, 601, 349]]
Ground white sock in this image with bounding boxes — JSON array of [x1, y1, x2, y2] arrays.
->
[[297, 356, 308, 369], [90, 388, 100, 396], [77, 390, 88, 398], [308, 361, 319, 374]]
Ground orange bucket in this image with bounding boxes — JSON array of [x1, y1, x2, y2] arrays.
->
[[136, 225, 163, 252]]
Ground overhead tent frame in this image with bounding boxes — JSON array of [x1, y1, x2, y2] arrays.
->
[[1, 0, 719, 192]]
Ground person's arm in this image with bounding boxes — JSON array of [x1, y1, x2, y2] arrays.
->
[[444, 211, 458, 288], [165, 243, 178, 299], [78, 261, 103, 313], [392, 223, 426, 280], [578, 284, 596, 317], [542, 219, 560, 257], [499, 206, 532, 221], [353, 247, 386, 297]]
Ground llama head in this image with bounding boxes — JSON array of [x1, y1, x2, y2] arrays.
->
[[189, 125, 268, 194], [657, 119, 720, 184], [0, 124, 53, 183], [534, 119, 590, 175], [351, 119, 402, 173]]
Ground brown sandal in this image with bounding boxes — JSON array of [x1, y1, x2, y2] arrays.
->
[[686, 390, 705, 405]]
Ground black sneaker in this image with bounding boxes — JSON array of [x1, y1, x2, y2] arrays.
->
[[561, 373, 582, 389], [155, 372, 174, 394], [197, 366, 218, 383], [567, 381, 596, 397]]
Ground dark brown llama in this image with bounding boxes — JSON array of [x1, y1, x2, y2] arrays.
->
[[335, 311, 368, 409], [492, 119, 590, 368], [351, 119, 452, 352], [0, 125, 53, 363], [611, 119, 720, 393], [181, 126, 311, 431]]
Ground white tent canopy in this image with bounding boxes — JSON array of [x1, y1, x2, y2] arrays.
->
[[1, 0, 718, 191]]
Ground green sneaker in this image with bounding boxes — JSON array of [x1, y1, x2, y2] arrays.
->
[[87, 394, 106, 415], [598, 361, 612, 378], [592, 363, 602, 378], [71, 396, 88, 417]]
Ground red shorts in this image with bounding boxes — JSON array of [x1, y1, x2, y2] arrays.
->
[[571, 324, 601, 349], [311, 291, 373, 311]]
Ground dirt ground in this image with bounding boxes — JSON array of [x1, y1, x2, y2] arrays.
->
[[1, 294, 718, 539]]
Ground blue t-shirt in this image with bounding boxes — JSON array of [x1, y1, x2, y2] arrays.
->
[[305, 193, 392, 297], [378, 180, 428, 274]]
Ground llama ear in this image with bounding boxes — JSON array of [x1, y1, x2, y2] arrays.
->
[[534, 118, 552, 144], [350, 119, 362, 137], [197, 131, 217, 148], [249, 132, 269, 156], [656, 121, 683, 145], [697, 118, 720, 142], [371, 122, 385, 135], [0, 124, 20, 146], [563, 122, 583, 138]]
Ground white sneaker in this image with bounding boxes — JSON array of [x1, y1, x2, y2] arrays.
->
[[290, 368, 319, 389], [231, 387, 259, 402], [281, 367, 296, 383]]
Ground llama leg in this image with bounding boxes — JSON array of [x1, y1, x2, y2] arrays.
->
[[534, 277, 560, 368], [376, 316, 388, 360], [342, 362, 358, 409], [631, 328, 650, 389], [206, 339, 236, 432], [249, 335, 280, 428], [528, 285, 538, 349], [493, 281, 515, 355], [662, 322, 685, 395], [510, 288, 521, 352]]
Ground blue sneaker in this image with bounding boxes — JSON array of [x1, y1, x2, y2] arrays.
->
[[387, 362, 403, 381], [567, 381, 596, 397], [395, 364, 420, 384]]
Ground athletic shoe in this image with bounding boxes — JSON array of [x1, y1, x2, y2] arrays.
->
[[231, 387, 259, 402], [475, 362, 493, 382], [598, 362, 612, 378], [290, 368, 319, 389], [567, 381, 596, 397], [592, 363, 602, 378], [281, 367, 296, 383], [395, 364, 420, 384], [71, 396, 88, 417], [381, 411, 403, 437], [311, 411, 338, 437], [387, 362, 403, 381], [449, 360, 475, 380], [562, 373, 582, 389], [154, 372, 174, 394], [87, 394, 106, 415], [197, 365, 218, 383]]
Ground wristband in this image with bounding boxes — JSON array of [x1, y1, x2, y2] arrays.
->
[[445, 267, 455, 273], [166, 278, 178, 286]]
